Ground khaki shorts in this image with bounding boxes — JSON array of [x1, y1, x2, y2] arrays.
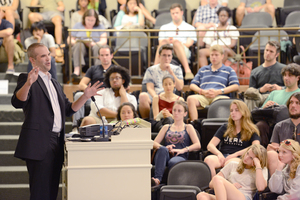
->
[[192, 94, 229, 108], [245, 8, 265, 15], [172, 43, 191, 59]]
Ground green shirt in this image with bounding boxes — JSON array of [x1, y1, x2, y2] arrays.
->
[[262, 88, 300, 108]]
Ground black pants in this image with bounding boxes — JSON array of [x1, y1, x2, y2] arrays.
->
[[26, 132, 63, 200]]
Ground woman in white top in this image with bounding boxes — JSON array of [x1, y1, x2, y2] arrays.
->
[[199, 6, 239, 68], [269, 139, 300, 200], [197, 144, 268, 200]]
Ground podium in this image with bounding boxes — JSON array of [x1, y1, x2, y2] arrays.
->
[[63, 120, 153, 200]]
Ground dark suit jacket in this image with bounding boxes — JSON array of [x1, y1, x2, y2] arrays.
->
[[11, 73, 75, 161]]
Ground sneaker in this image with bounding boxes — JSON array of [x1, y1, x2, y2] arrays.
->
[[184, 72, 194, 80], [6, 68, 15, 74]]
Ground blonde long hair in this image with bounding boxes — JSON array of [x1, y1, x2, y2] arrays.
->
[[280, 139, 300, 179], [224, 100, 259, 141], [236, 144, 267, 174]]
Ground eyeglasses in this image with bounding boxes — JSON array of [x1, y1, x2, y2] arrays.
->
[[109, 76, 122, 81], [176, 28, 179, 35]]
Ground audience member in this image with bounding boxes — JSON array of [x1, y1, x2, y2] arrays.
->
[[204, 100, 260, 177], [155, 3, 196, 80], [197, 144, 268, 200], [193, 0, 221, 47], [256, 64, 300, 147], [269, 139, 300, 200], [28, 0, 65, 45], [114, 0, 145, 29], [0, 0, 19, 29], [199, 7, 239, 68], [152, 100, 201, 186], [71, 0, 111, 29], [72, 45, 115, 131], [116, 102, 138, 121], [244, 41, 285, 111], [80, 66, 137, 125], [68, 9, 107, 78], [25, 21, 57, 80], [201, 0, 228, 7], [151, 75, 185, 132], [139, 44, 183, 119], [117, 0, 155, 25], [87, 0, 107, 17], [0, 8, 14, 74], [236, 0, 275, 26], [267, 92, 300, 175], [187, 45, 239, 122]]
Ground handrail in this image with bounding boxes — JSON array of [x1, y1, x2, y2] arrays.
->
[[67, 27, 300, 83]]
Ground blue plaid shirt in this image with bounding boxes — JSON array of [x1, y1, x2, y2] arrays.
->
[[194, 4, 220, 26]]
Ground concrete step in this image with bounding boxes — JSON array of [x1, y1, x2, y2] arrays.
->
[[0, 105, 24, 122], [0, 136, 18, 151], [0, 152, 25, 166], [0, 62, 64, 73], [0, 94, 12, 104], [0, 73, 64, 84], [0, 122, 73, 135], [0, 185, 62, 200], [0, 166, 28, 184]]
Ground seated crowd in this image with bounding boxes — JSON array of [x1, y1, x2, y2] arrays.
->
[[2, 0, 300, 199]]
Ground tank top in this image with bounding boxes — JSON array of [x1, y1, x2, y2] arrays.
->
[[164, 124, 191, 159], [158, 95, 180, 114]]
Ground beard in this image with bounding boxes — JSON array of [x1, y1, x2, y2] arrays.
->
[[290, 113, 300, 119]]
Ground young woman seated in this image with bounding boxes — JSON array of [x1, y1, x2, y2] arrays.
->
[[269, 139, 300, 200], [204, 100, 261, 177], [116, 102, 138, 121], [151, 75, 185, 132], [113, 0, 145, 29], [151, 100, 201, 186], [197, 144, 268, 200]]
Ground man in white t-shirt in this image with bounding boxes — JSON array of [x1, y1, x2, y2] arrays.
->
[[199, 6, 239, 68], [236, 0, 275, 26], [155, 3, 197, 80], [80, 65, 137, 125]]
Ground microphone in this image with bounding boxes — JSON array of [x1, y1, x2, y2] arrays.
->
[[293, 55, 300, 65], [91, 96, 108, 140]]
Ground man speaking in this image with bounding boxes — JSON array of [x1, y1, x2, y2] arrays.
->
[[11, 43, 102, 200]]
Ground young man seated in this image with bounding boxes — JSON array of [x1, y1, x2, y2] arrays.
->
[[187, 44, 239, 123], [80, 65, 137, 126]]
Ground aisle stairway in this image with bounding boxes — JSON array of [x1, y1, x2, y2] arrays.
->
[[0, 60, 71, 200]]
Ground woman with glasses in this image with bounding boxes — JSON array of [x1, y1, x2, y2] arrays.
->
[[269, 139, 300, 200], [151, 100, 201, 186], [197, 144, 268, 200], [204, 100, 261, 177]]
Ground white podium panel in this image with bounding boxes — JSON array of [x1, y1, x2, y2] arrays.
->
[[64, 123, 153, 200]]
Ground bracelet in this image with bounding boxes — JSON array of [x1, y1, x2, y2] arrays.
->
[[186, 146, 189, 152], [255, 167, 262, 170]]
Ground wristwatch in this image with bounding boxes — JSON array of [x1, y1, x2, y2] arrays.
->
[[221, 88, 225, 94]]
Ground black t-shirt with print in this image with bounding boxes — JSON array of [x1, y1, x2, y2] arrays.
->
[[214, 124, 260, 155]]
